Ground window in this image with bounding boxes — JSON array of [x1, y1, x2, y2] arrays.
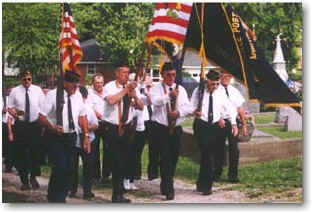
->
[[88, 64, 96, 74]]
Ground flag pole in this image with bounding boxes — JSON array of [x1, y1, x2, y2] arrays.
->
[[56, 3, 65, 127]]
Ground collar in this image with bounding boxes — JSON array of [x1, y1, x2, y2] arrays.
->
[[115, 80, 124, 89], [163, 83, 176, 90]]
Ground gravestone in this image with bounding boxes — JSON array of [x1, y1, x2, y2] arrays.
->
[[284, 108, 303, 131], [233, 81, 260, 113], [275, 107, 294, 124]]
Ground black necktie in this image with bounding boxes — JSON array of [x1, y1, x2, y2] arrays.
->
[[25, 88, 30, 122], [68, 95, 75, 130], [121, 85, 129, 123], [147, 104, 153, 120], [225, 86, 229, 97], [169, 87, 174, 109], [3, 96, 7, 109], [208, 93, 213, 124]]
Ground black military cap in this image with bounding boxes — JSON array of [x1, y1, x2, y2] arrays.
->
[[64, 70, 80, 83], [161, 62, 176, 73], [206, 69, 220, 81]]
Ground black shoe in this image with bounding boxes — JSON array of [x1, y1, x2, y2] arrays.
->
[[166, 192, 175, 200], [20, 183, 31, 191], [202, 189, 212, 196], [83, 192, 95, 200], [228, 177, 240, 183], [30, 177, 40, 189], [112, 195, 131, 203], [68, 192, 77, 198], [196, 185, 203, 192]]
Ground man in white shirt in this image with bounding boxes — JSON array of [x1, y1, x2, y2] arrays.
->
[[103, 60, 143, 203], [38, 70, 89, 203], [218, 72, 247, 183], [191, 69, 238, 195], [149, 62, 192, 200], [88, 73, 112, 184], [69, 86, 98, 200], [8, 71, 45, 191], [123, 75, 152, 190]]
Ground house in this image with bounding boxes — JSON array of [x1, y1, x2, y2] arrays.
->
[[77, 39, 114, 84], [147, 50, 218, 83]]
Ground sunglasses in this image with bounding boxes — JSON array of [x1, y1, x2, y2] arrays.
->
[[22, 78, 32, 81], [210, 82, 220, 86]]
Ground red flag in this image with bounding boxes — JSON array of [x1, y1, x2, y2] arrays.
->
[[146, 2, 192, 53], [59, 3, 82, 73]]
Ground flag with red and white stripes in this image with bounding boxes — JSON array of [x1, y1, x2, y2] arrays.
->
[[146, 3, 193, 48], [59, 3, 82, 73]]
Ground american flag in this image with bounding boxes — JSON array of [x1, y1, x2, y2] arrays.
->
[[146, 3, 193, 48], [59, 3, 82, 73]]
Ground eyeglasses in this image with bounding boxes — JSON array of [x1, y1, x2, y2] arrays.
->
[[22, 78, 32, 81]]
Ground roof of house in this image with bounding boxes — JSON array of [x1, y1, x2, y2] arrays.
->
[[80, 39, 108, 62], [80, 39, 216, 68]]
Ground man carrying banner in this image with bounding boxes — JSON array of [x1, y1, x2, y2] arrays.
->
[[150, 62, 192, 200], [103, 59, 144, 203], [38, 70, 89, 203], [191, 70, 237, 195]]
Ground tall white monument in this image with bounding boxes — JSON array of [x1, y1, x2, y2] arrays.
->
[[273, 33, 289, 82]]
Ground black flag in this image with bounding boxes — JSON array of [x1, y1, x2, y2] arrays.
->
[[184, 3, 301, 111]]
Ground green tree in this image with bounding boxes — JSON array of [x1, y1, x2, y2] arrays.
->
[[2, 3, 60, 80], [229, 3, 302, 71], [72, 3, 154, 67]]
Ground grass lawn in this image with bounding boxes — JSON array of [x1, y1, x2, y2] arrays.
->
[[254, 112, 276, 124], [258, 127, 302, 139]]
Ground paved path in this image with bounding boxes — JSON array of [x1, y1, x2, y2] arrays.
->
[[2, 169, 248, 204]]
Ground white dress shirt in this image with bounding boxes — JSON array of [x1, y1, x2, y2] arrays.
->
[[191, 85, 237, 125], [103, 80, 138, 125], [218, 85, 245, 108], [8, 84, 45, 122], [150, 82, 192, 126], [75, 102, 98, 148], [87, 87, 105, 121], [40, 88, 86, 133]]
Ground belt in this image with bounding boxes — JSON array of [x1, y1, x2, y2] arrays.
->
[[197, 119, 218, 126]]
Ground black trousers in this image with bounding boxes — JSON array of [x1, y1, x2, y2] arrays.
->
[[13, 121, 41, 180], [106, 123, 132, 196], [221, 120, 240, 179], [46, 131, 76, 203], [146, 121, 160, 179], [2, 122, 13, 170], [70, 139, 96, 195], [193, 119, 223, 192], [125, 130, 146, 182], [154, 122, 182, 195], [94, 121, 112, 180]]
